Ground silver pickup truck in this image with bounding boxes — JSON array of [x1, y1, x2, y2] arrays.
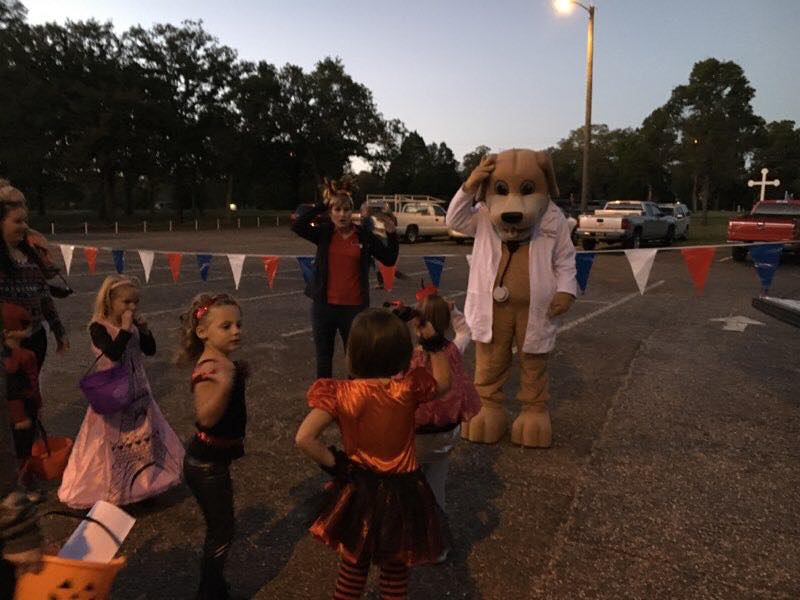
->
[[577, 200, 678, 250], [363, 195, 448, 243]]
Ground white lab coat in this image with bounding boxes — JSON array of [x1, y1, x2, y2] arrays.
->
[[446, 187, 577, 354]]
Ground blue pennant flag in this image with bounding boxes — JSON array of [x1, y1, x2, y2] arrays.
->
[[297, 256, 315, 285], [749, 244, 783, 293], [197, 254, 213, 282], [423, 256, 446, 287], [112, 250, 124, 274], [575, 253, 596, 294]]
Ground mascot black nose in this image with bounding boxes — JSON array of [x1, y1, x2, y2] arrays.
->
[[501, 212, 523, 224]]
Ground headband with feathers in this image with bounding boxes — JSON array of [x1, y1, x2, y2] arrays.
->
[[321, 177, 355, 206]]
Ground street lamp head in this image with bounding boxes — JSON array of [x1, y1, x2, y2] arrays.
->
[[554, 0, 576, 14]]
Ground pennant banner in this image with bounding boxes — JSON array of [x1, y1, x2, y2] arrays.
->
[[262, 256, 279, 289], [112, 250, 125, 274], [376, 262, 396, 292], [197, 254, 213, 282], [680, 247, 716, 294], [575, 253, 595, 294], [138, 250, 155, 283], [749, 244, 783, 293], [59, 244, 75, 276], [167, 253, 183, 283], [624, 249, 658, 295], [83, 247, 97, 275], [423, 256, 446, 287], [227, 254, 246, 290], [297, 256, 315, 285]]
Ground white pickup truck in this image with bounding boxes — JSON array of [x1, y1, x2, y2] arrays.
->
[[577, 200, 678, 250], [363, 195, 449, 243]]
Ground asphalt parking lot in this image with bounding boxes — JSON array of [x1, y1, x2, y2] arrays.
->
[[33, 227, 800, 599]]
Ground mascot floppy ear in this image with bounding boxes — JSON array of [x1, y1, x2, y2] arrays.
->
[[535, 151, 559, 198]]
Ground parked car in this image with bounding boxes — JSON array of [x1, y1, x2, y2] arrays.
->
[[577, 200, 678, 250], [289, 203, 330, 228], [657, 202, 691, 239], [361, 195, 448, 243], [727, 199, 800, 261], [352, 204, 389, 235]]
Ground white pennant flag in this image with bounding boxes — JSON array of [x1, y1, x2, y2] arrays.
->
[[138, 251, 155, 283], [59, 244, 75, 275], [227, 254, 246, 290], [624, 249, 658, 295], [466, 254, 472, 267]]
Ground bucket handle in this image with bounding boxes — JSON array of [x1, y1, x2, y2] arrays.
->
[[41, 510, 124, 547]]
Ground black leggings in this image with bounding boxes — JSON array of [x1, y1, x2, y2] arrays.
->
[[184, 455, 235, 600], [311, 302, 365, 378], [21, 326, 47, 372]]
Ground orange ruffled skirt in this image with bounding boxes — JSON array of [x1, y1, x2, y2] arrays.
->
[[310, 465, 449, 566]]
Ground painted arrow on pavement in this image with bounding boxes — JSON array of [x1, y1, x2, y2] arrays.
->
[[709, 315, 765, 332]]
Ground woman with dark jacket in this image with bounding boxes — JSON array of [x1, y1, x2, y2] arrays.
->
[[0, 184, 69, 371], [292, 180, 399, 378]]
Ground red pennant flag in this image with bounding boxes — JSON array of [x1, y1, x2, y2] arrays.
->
[[376, 261, 396, 291], [83, 247, 98, 275], [681, 247, 716, 294], [167, 253, 183, 283], [262, 256, 279, 288]]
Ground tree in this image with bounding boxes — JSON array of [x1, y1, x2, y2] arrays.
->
[[383, 132, 460, 198], [125, 21, 245, 218], [460, 145, 491, 179], [751, 120, 800, 200], [666, 59, 764, 220]]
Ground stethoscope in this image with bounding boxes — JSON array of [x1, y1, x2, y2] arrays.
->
[[492, 241, 520, 303]]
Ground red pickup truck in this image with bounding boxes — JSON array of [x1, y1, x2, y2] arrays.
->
[[727, 199, 800, 261]]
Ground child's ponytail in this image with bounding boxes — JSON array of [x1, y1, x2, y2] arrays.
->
[[416, 294, 451, 338]]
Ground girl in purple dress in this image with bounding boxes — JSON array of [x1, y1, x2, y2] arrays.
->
[[59, 275, 184, 508]]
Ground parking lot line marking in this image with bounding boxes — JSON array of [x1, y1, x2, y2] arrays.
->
[[143, 289, 306, 317], [281, 327, 312, 338], [718, 256, 733, 263], [141, 270, 462, 320], [560, 280, 666, 333], [510, 280, 666, 354]]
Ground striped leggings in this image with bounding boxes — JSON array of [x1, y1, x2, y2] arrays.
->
[[333, 556, 409, 599]]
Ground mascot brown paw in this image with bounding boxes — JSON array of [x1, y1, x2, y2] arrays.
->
[[511, 405, 552, 448], [461, 402, 509, 444]]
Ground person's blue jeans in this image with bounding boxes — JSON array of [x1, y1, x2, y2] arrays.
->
[[311, 302, 365, 378]]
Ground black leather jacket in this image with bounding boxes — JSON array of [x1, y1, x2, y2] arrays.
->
[[291, 202, 399, 305]]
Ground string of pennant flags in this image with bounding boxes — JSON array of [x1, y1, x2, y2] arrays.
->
[[54, 241, 787, 297]]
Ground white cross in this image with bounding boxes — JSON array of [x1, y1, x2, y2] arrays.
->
[[747, 168, 780, 203]]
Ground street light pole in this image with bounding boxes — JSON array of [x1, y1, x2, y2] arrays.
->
[[580, 4, 594, 214], [555, 0, 595, 213]]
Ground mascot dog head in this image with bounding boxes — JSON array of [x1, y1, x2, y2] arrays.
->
[[479, 149, 559, 242]]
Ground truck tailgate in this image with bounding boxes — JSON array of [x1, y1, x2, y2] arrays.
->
[[579, 215, 626, 231], [728, 218, 798, 242]]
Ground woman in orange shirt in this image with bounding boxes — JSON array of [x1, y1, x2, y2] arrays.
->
[[296, 308, 451, 599], [291, 179, 399, 378]]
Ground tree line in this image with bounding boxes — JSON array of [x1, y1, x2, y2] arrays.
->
[[2, 1, 798, 220]]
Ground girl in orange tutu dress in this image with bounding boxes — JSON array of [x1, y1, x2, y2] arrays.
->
[[296, 308, 452, 599]]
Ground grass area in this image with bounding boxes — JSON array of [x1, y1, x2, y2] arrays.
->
[[674, 210, 732, 246]]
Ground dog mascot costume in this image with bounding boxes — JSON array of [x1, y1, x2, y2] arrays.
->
[[446, 149, 577, 447]]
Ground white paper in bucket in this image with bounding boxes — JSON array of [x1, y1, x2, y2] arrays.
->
[[58, 501, 135, 563]]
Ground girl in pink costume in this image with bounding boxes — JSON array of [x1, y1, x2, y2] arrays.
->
[[411, 289, 481, 515], [59, 275, 184, 508]]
